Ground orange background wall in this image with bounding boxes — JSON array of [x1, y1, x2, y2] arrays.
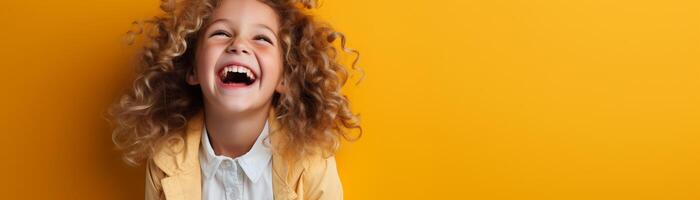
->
[[1, 0, 699, 199]]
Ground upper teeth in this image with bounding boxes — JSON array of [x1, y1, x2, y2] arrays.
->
[[221, 65, 255, 80]]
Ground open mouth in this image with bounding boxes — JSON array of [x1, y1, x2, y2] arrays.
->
[[218, 65, 256, 86]]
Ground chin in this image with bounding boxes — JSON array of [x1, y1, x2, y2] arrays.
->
[[217, 98, 260, 113], [201, 82, 275, 115]]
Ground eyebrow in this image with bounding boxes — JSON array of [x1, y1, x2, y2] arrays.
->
[[206, 18, 278, 36], [254, 23, 278, 37]]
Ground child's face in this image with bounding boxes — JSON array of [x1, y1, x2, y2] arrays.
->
[[188, 0, 284, 114]]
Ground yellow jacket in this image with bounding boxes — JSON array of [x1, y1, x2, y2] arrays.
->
[[144, 111, 343, 200]]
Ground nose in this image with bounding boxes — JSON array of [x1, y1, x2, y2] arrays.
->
[[227, 38, 251, 55]]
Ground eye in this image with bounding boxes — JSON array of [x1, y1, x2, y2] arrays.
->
[[209, 30, 231, 38], [254, 35, 274, 45]]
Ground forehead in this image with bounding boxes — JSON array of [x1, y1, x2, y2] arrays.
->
[[207, 0, 280, 31]]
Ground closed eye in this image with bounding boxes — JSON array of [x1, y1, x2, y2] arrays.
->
[[254, 35, 274, 45], [210, 31, 231, 38]]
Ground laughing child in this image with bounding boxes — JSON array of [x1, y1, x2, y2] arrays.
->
[[109, 0, 361, 199]]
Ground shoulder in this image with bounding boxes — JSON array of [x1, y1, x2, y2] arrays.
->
[[272, 151, 344, 199], [267, 110, 344, 199], [151, 111, 204, 176], [300, 154, 339, 179], [299, 154, 344, 200]]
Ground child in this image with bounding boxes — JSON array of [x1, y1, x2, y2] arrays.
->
[[109, 0, 361, 199]]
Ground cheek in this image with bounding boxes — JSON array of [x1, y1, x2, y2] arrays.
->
[[257, 47, 284, 82], [261, 54, 284, 83], [195, 45, 223, 77]]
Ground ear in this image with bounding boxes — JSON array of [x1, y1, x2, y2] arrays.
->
[[275, 78, 287, 93], [186, 67, 199, 85]]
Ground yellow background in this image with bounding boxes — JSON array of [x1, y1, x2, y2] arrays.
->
[[1, 0, 698, 199]]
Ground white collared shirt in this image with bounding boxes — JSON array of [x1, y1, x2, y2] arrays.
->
[[199, 120, 274, 200]]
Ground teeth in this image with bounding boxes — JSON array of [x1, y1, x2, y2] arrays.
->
[[220, 65, 256, 80]]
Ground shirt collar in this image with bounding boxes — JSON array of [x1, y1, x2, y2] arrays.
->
[[199, 120, 272, 183]]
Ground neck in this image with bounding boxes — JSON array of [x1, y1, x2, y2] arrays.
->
[[203, 104, 271, 158]]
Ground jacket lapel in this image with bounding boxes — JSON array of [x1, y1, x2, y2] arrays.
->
[[271, 152, 298, 200], [269, 111, 300, 200]]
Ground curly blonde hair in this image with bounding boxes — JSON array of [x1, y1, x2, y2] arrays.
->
[[109, 0, 362, 166]]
